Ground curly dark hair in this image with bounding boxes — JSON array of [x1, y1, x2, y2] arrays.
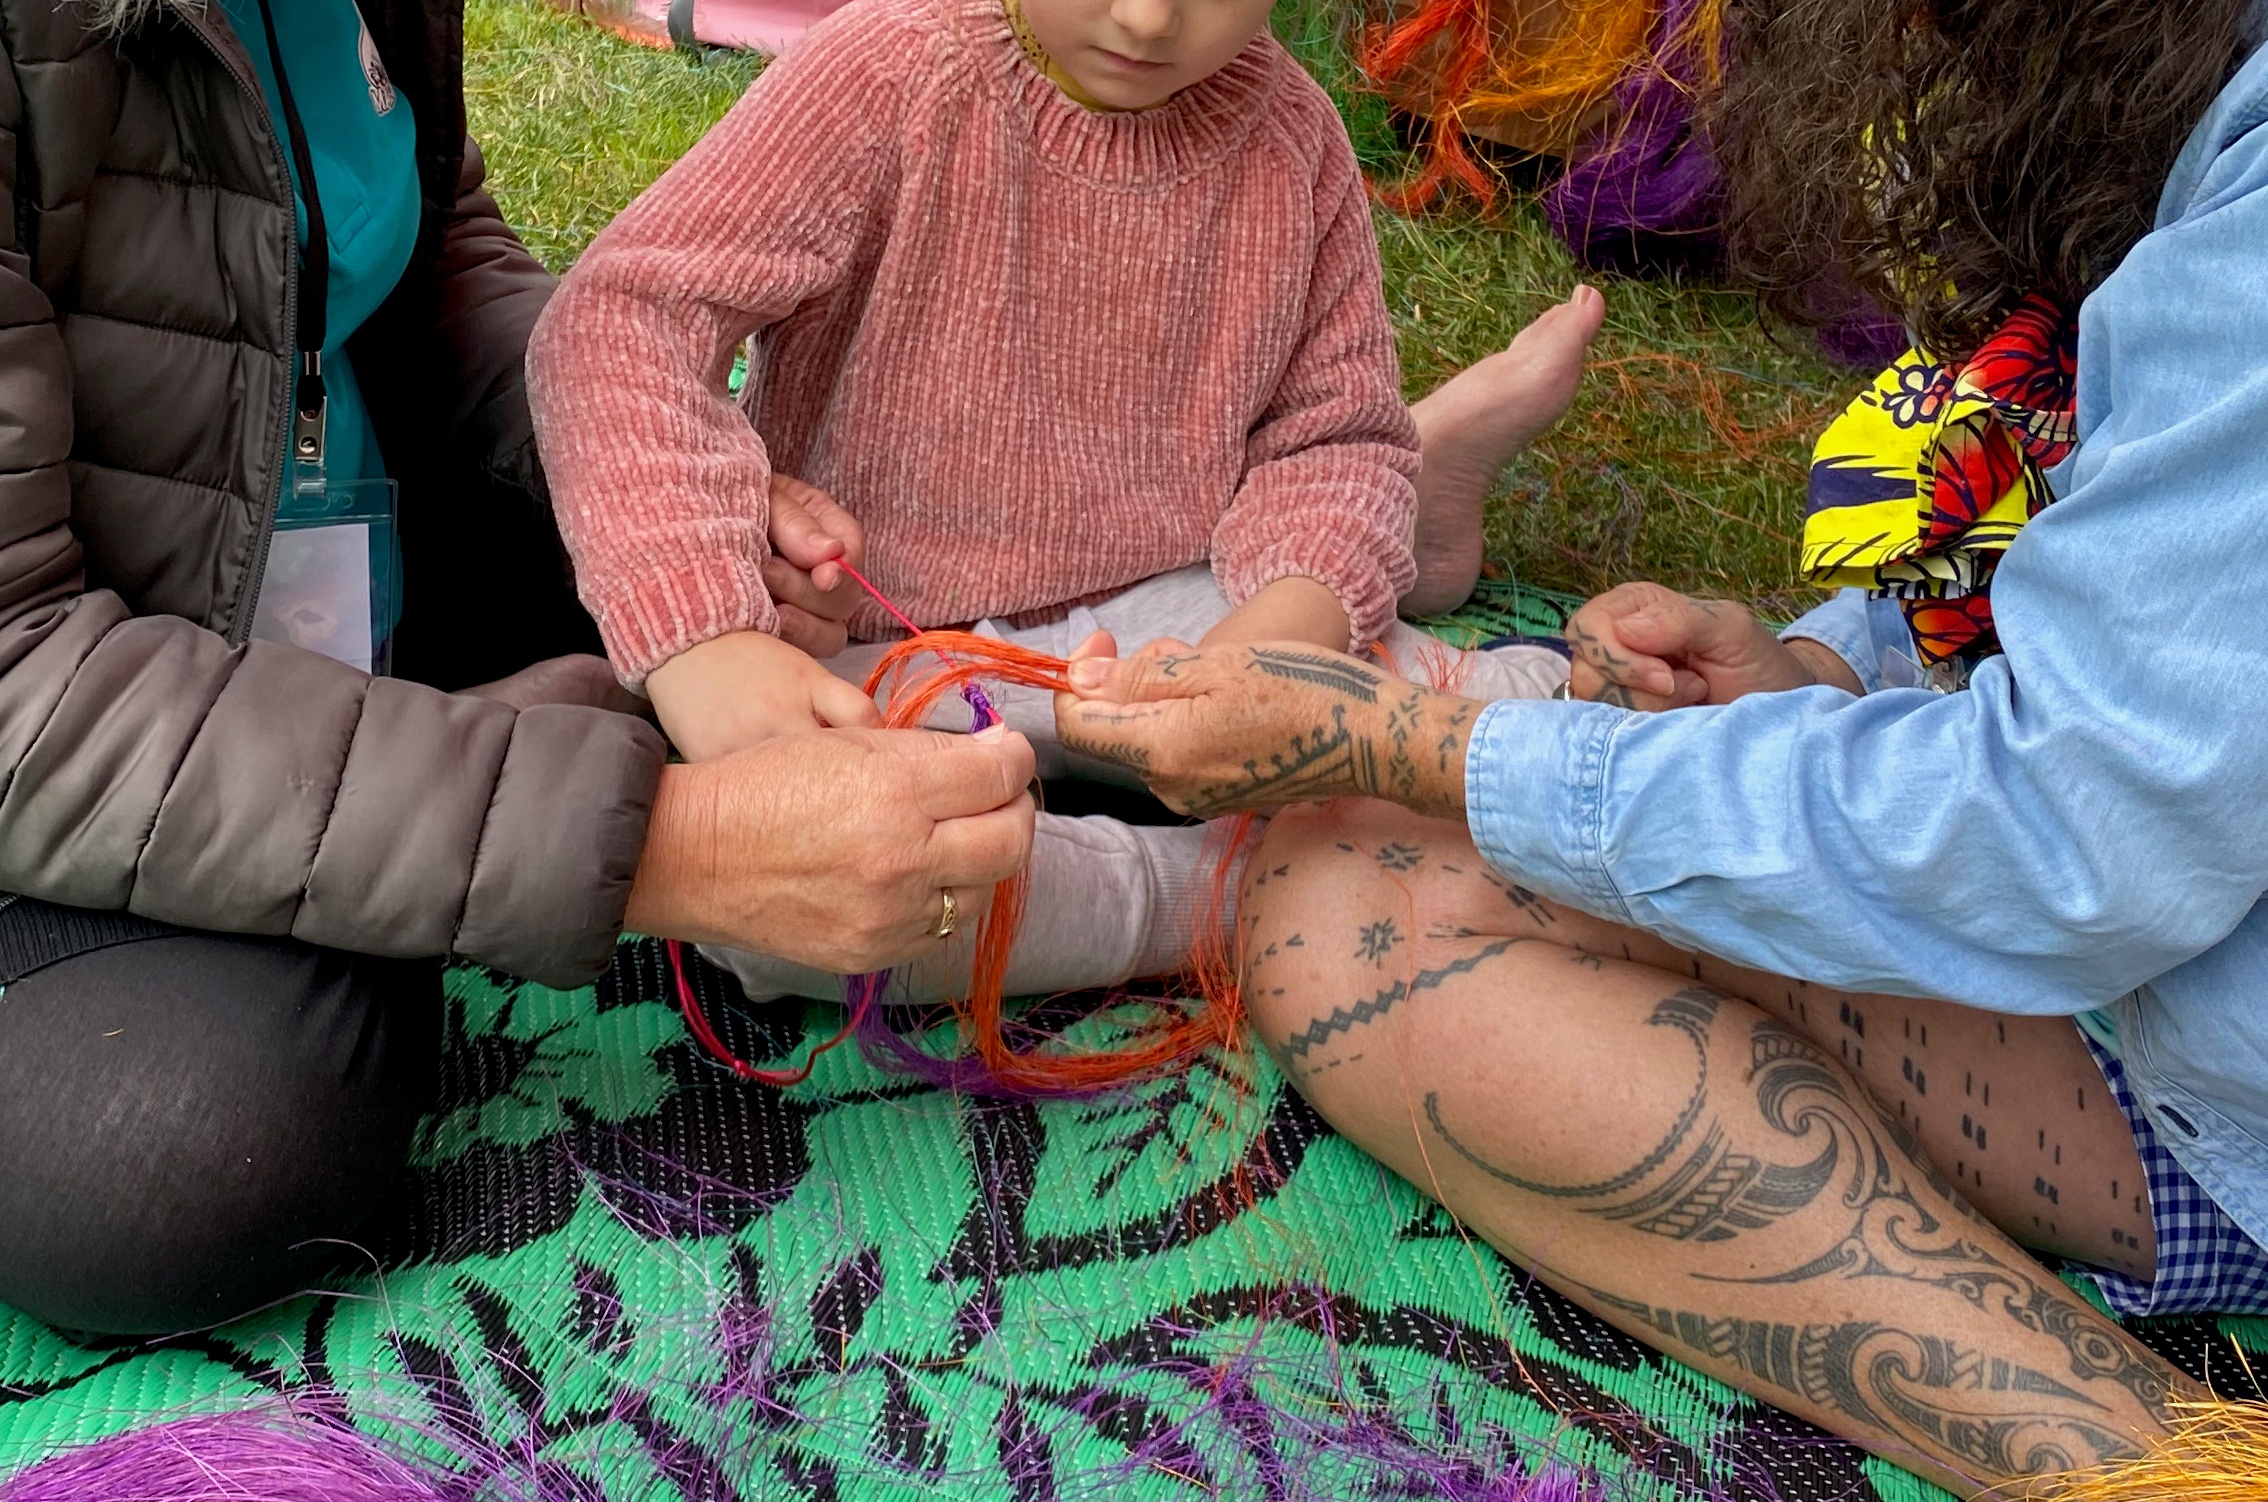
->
[[1715, 0, 2257, 361]]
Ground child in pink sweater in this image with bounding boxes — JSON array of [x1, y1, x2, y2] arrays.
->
[[529, 0, 1600, 999]]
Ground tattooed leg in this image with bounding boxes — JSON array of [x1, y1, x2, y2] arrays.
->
[[1241, 802, 2199, 1499], [1360, 805, 2156, 1282]]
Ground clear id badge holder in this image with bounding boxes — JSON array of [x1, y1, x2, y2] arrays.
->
[[239, 0, 400, 677], [1879, 638, 1968, 694], [249, 387, 401, 677]]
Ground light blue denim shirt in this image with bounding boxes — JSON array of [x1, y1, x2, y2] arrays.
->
[[1463, 37, 2268, 1243]]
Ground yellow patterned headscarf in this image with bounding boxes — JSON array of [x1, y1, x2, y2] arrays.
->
[[1800, 295, 2080, 667]]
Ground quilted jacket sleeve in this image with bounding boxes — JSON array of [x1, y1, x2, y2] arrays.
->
[[424, 136, 558, 488], [0, 81, 663, 986]]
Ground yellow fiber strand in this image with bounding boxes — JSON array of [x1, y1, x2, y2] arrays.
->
[[2042, 1398, 2268, 1502]]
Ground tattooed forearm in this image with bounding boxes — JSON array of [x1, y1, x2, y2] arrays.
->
[[1583, 1290, 2147, 1478]]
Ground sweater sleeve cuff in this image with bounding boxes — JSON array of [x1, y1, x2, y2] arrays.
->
[[584, 528, 781, 687], [1463, 696, 1637, 924]]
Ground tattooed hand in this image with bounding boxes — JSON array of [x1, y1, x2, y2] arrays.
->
[[1566, 582, 1861, 710], [1053, 633, 1482, 819]]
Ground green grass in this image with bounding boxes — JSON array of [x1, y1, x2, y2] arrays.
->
[[464, 0, 767, 271], [464, 0, 1862, 615]]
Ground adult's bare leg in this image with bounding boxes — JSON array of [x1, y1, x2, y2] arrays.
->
[[1241, 799, 2198, 1498]]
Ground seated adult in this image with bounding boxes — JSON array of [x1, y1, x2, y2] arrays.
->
[[1055, 0, 2268, 1491], [0, 0, 1034, 1334]]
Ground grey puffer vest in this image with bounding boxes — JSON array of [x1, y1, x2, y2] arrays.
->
[[0, 0, 663, 984]]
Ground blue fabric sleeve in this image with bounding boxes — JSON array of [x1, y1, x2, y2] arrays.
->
[[1466, 113, 2268, 1017]]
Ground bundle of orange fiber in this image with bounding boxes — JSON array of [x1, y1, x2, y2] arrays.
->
[[672, 631, 1254, 1101], [1359, 0, 1722, 216]]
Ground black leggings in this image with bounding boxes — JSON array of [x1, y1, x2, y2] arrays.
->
[[0, 455, 602, 1336], [0, 901, 441, 1334]]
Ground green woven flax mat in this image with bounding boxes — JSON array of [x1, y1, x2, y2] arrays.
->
[[0, 942, 2262, 1499], [1407, 576, 1584, 650]]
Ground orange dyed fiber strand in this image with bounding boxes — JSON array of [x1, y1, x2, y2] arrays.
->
[[1359, 0, 1717, 213], [860, 631, 1257, 1096], [666, 623, 1254, 1096]]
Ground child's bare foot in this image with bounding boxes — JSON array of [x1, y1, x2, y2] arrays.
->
[[1402, 286, 1607, 616]]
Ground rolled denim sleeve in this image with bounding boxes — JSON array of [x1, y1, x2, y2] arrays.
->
[[1464, 109, 2268, 1016]]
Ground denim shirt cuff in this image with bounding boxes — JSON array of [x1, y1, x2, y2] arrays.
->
[[1464, 698, 1636, 923]]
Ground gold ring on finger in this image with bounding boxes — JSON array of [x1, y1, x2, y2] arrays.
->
[[932, 888, 958, 941]]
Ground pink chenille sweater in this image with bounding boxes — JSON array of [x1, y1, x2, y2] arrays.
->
[[526, 0, 1421, 683]]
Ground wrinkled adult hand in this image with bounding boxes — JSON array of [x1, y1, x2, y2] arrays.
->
[[624, 725, 1037, 974], [1053, 632, 1480, 820], [764, 473, 866, 658], [1565, 582, 1859, 710]]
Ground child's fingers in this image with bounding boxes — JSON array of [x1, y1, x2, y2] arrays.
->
[[800, 488, 866, 592], [811, 672, 884, 730], [796, 484, 865, 560], [765, 473, 847, 571], [762, 556, 859, 624]]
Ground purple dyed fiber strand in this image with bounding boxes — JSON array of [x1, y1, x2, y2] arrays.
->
[[0, 1407, 463, 1502], [1538, 0, 1904, 367], [1541, 0, 1722, 267]]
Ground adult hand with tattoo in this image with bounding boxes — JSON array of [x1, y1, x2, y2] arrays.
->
[[1566, 582, 1862, 709], [1054, 631, 1482, 820]]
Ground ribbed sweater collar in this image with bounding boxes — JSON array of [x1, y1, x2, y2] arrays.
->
[[951, 0, 1283, 187]]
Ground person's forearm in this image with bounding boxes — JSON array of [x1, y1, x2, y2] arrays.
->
[[1346, 675, 1478, 820], [1201, 576, 1352, 653], [1785, 636, 1865, 695], [622, 762, 719, 944]]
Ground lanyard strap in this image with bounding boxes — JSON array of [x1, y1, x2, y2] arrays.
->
[[250, 0, 331, 467]]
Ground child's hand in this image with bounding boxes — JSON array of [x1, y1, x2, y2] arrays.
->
[[1564, 583, 1857, 710], [646, 629, 882, 760], [763, 473, 866, 658]]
